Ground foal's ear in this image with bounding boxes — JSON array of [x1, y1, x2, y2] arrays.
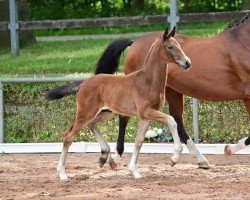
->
[[169, 26, 176, 37], [162, 27, 169, 40], [163, 26, 176, 41]]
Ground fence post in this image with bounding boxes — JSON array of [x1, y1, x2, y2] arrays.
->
[[8, 0, 19, 56], [193, 98, 200, 143], [0, 82, 4, 143], [167, 0, 179, 30]]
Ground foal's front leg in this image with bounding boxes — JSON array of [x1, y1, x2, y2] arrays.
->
[[166, 87, 209, 168], [129, 120, 150, 178], [143, 108, 183, 165]]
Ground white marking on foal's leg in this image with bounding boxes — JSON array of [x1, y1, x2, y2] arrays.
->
[[89, 124, 110, 167], [129, 153, 142, 179], [167, 116, 183, 166], [225, 137, 249, 156], [57, 148, 69, 181], [186, 139, 210, 169], [129, 120, 150, 179], [109, 149, 121, 169]]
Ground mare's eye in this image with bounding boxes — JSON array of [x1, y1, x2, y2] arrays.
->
[[168, 46, 173, 50]]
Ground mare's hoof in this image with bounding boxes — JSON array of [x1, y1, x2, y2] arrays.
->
[[198, 161, 210, 169], [224, 145, 232, 157], [109, 156, 119, 170]]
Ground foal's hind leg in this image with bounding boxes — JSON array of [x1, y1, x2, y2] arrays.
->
[[166, 87, 209, 169], [88, 123, 111, 168], [90, 111, 116, 167], [109, 115, 131, 169], [129, 120, 150, 178], [57, 117, 86, 180]]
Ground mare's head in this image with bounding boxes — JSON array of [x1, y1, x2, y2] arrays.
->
[[161, 26, 191, 70]]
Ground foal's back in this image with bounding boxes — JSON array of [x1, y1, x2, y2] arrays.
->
[[77, 71, 142, 116]]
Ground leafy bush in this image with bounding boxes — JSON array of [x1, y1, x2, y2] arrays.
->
[[3, 83, 249, 143]]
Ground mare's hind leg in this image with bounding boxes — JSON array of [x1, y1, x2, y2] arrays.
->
[[224, 99, 250, 156], [109, 115, 131, 169], [225, 136, 250, 156], [57, 117, 86, 181], [166, 87, 209, 169]]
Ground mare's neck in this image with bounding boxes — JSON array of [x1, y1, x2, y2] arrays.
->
[[142, 38, 168, 92]]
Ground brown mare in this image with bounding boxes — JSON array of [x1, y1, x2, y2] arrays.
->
[[93, 13, 249, 166], [46, 27, 191, 180]]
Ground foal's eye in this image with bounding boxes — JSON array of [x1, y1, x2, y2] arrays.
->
[[168, 46, 174, 50]]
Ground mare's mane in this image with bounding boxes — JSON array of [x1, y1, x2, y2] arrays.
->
[[226, 13, 249, 29]]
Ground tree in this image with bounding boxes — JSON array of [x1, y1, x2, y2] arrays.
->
[[244, 0, 250, 9], [0, 0, 35, 48], [132, 0, 144, 8]]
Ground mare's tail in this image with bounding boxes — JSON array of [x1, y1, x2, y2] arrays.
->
[[45, 39, 133, 100], [94, 39, 134, 74]]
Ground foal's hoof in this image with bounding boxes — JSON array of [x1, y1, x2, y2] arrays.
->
[[58, 174, 69, 181], [98, 157, 107, 168], [170, 159, 177, 167], [224, 145, 232, 157], [109, 156, 119, 170], [198, 161, 210, 169]]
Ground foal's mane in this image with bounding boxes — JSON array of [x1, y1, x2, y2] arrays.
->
[[226, 13, 249, 29], [143, 37, 161, 67]]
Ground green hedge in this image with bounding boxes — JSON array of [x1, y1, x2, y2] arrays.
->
[[3, 83, 249, 143], [27, 0, 245, 20]]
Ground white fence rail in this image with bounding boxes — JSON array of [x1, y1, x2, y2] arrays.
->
[[1, 142, 250, 154]]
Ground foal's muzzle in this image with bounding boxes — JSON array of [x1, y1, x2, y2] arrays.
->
[[184, 60, 191, 70]]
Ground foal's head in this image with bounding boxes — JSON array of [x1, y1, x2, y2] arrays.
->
[[161, 27, 191, 70]]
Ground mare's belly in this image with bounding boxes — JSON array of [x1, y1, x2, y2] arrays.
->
[[167, 66, 245, 101]]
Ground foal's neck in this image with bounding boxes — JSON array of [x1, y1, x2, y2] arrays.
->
[[143, 38, 168, 92]]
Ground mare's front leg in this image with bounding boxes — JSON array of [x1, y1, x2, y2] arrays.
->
[[129, 120, 150, 178], [165, 87, 210, 169], [225, 136, 250, 156]]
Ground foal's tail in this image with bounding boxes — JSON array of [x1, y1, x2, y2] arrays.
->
[[45, 80, 84, 100], [45, 39, 133, 100]]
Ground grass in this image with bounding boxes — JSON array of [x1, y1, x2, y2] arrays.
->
[[0, 22, 228, 75], [0, 39, 113, 74]]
